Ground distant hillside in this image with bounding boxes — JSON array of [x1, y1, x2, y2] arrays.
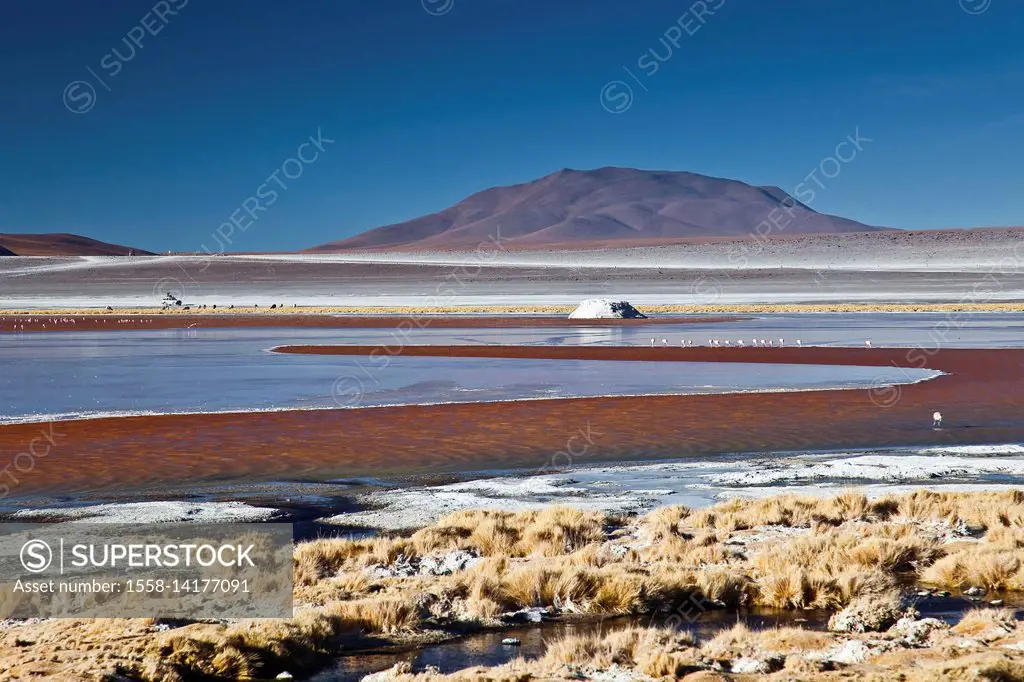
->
[[311, 167, 892, 251], [0, 233, 153, 256]]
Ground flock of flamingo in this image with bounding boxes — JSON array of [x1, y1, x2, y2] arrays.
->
[[0, 317, 157, 331], [1, 318, 874, 350], [649, 337, 874, 348]]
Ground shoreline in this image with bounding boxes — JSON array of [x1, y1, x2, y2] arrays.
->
[[6, 302, 1024, 317], [0, 312, 743, 333], [0, 381, 942, 428], [3, 303, 1024, 333], [1, 346, 1022, 500]]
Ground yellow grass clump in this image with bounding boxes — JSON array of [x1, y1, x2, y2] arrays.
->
[[951, 608, 1019, 640], [535, 626, 699, 679]]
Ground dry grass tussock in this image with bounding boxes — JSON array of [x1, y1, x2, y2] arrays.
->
[[533, 625, 699, 678], [411, 506, 609, 558], [701, 621, 832, 659], [951, 607, 1019, 640], [921, 545, 1024, 592], [153, 599, 421, 680]]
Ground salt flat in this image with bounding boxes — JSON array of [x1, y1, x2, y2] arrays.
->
[[7, 500, 282, 523], [4, 231, 1024, 308]]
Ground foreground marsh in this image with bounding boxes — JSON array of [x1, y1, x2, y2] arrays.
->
[[3, 489, 1024, 680]]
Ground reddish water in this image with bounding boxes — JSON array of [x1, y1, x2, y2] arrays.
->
[[1, 346, 1022, 500]]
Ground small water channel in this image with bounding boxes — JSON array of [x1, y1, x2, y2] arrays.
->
[[314, 593, 1024, 681]]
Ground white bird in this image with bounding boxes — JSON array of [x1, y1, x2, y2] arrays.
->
[[737, 340, 744, 346], [796, 339, 802, 347], [662, 338, 668, 346], [650, 338, 655, 347], [865, 340, 873, 348], [779, 338, 784, 346], [724, 340, 731, 346]]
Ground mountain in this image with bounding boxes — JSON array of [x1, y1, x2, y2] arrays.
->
[[0, 233, 153, 256], [311, 167, 892, 251]]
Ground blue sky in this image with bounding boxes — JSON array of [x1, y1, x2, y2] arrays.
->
[[1, 0, 1021, 252]]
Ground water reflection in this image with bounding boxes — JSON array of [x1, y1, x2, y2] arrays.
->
[[0, 330, 937, 423]]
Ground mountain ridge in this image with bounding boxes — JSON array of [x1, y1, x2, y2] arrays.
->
[[0, 233, 153, 256], [310, 167, 892, 252]]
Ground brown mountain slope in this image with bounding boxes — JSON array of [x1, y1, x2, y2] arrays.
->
[[311, 167, 893, 251], [0, 233, 153, 256]]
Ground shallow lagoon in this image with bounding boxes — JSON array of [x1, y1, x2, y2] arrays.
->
[[0, 326, 938, 423]]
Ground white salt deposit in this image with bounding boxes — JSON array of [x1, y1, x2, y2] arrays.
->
[[714, 483, 1024, 502], [567, 298, 646, 319], [328, 443, 1024, 531], [917, 444, 1024, 456], [10, 500, 282, 524], [708, 454, 1024, 486], [327, 474, 669, 531]]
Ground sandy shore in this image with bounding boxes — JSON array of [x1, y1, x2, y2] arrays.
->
[[1, 346, 1022, 500]]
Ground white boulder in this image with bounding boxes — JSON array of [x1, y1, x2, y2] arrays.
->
[[568, 298, 647, 319]]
